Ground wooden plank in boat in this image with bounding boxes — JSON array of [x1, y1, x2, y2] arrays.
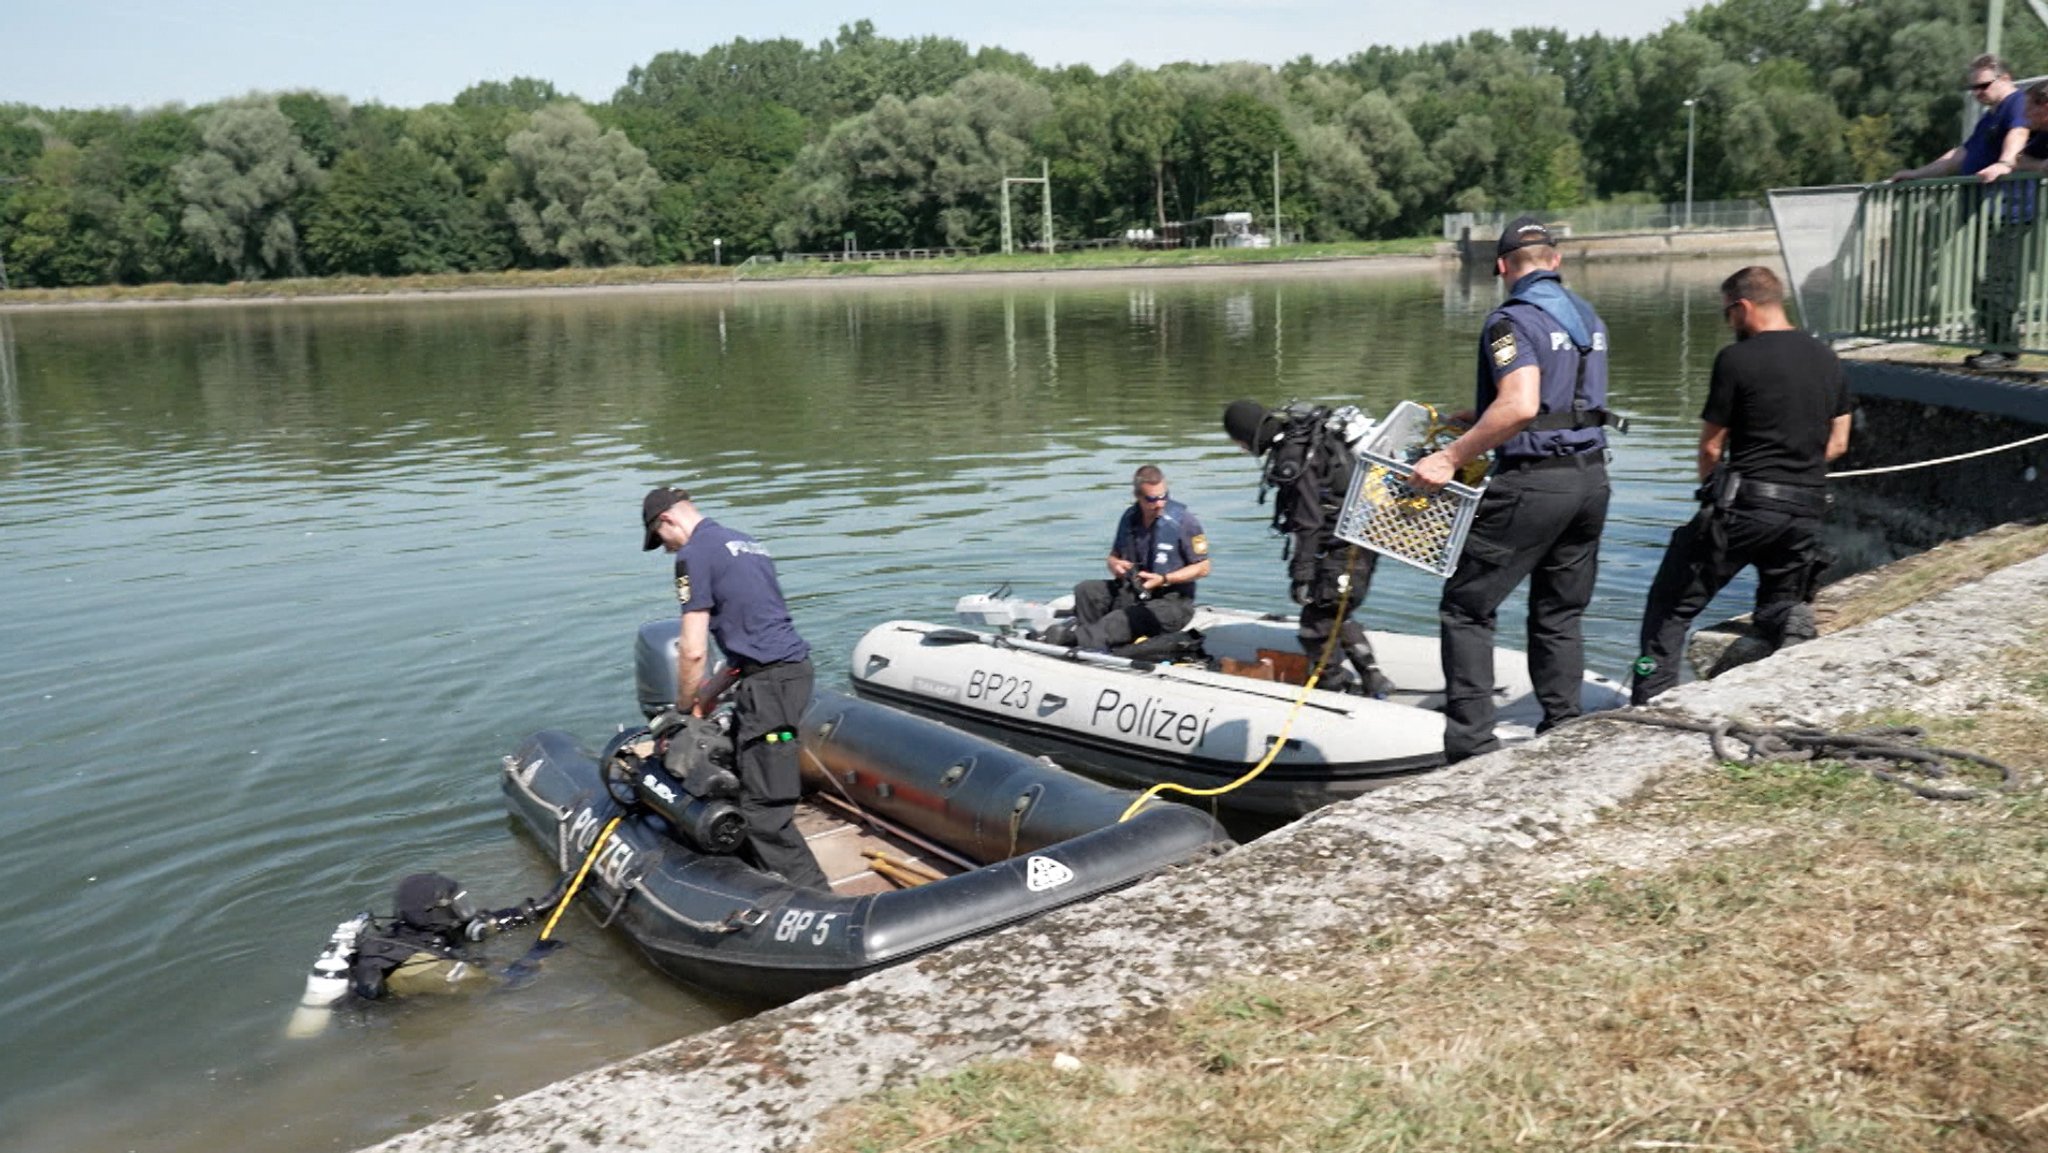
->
[[794, 799, 957, 895]]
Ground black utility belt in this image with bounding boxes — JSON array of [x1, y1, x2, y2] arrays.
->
[[733, 657, 808, 676], [1734, 479, 1829, 512], [1494, 450, 1607, 472]]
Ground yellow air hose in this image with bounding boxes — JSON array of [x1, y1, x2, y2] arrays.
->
[[536, 814, 622, 943], [1118, 548, 1359, 822]]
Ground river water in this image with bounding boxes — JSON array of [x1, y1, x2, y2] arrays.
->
[[3, 260, 1751, 1152]]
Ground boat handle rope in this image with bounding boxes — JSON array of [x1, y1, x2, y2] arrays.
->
[[536, 814, 622, 943], [1118, 548, 1358, 823]]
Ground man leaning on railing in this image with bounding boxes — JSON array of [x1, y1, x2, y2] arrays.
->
[[1890, 53, 2033, 370]]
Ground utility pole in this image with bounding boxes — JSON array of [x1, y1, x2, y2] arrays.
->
[[1272, 150, 1281, 246], [1042, 158, 1054, 255], [1683, 99, 1698, 229], [1975, 0, 2008, 138]]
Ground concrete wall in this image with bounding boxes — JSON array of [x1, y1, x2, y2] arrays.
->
[[1441, 227, 1783, 264], [1831, 364, 2048, 571]]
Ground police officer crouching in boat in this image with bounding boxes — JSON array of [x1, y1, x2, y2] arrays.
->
[[1040, 465, 1211, 653], [1409, 216, 1619, 763], [1630, 266, 1852, 704]]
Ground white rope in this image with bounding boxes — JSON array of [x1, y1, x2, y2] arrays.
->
[[1829, 428, 2048, 478]]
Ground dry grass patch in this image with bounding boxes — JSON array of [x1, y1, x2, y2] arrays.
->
[[1819, 522, 2048, 636], [809, 649, 2048, 1153]]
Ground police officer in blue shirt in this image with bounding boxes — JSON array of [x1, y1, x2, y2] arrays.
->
[[1046, 465, 1211, 652], [1411, 217, 1617, 763], [642, 486, 829, 890]]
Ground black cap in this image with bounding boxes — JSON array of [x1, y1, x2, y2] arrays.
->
[[641, 486, 691, 550], [1495, 215, 1555, 262], [1223, 399, 1281, 453]]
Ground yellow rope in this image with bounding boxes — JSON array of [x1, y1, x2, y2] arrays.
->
[[1118, 548, 1359, 823], [537, 815, 621, 942]]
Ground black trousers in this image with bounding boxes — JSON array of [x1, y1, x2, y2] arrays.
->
[[1632, 503, 1824, 704], [731, 660, 829, 890], [1978, 218, 2031, 350], [1297, 541, 1378, 671], [1072, 580, 1195, 651], [1439, 458, 1609, 762]]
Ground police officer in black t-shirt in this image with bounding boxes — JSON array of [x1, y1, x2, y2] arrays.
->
[[1630, 267, 1852, 705], [1411, 217, 1617, 763], [642, 486, 829, 890]]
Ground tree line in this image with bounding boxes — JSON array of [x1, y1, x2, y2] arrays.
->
[[2, 3, 2038, 288]]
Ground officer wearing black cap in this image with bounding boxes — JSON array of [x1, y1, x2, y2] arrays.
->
[[1410, 216, 1617, 763], [642, 486, 828, 890]]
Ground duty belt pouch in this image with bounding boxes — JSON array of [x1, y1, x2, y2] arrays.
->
[[1694, 469, 1741, 513]]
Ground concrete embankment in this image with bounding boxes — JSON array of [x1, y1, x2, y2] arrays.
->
[[1442, 226, 1781, 265], [361, 542, 2048, 1153]]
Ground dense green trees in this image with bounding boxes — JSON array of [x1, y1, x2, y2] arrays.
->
[[0, 1, 2039, 287], [502, 104, 662, 266], [174, 99, 325, 279]]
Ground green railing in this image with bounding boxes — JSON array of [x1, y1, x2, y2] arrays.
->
[[1828, 174, 2048, 353]]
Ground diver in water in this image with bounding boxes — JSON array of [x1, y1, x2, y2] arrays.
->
[[347, 872, 510, 999], [287, 872, 550, 1037]]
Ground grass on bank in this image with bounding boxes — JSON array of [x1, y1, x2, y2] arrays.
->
[[810, 648, 2048, 1153], [0, 238, 1443, 307], [1819, 521, 2048, 636]]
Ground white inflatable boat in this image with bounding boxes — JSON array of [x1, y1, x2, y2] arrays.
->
[[848, 595, 1628, 817]]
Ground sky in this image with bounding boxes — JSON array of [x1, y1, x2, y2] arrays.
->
[[5, 0, 1705, 111]]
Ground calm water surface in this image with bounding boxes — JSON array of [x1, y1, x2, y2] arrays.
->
[[2, 262, 1746, 1152]]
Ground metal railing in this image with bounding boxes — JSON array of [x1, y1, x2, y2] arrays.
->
[[1442, 199, 1770, 241], [1822, 174, 2047, 353]]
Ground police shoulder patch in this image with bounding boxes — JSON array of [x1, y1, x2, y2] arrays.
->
[[1190, 534, 1209, 556], [1488, 319, 1519, 368], [675, 573, 692, 606]]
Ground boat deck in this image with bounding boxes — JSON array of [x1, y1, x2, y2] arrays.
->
[[796, 799, 964, 897]]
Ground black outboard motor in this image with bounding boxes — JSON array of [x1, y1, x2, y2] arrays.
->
[[602, 717, 747, 855]]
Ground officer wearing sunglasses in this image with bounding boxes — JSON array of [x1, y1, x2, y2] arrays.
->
[[1888, 53, 2032, 370], [1041, 464, 1210, 651]]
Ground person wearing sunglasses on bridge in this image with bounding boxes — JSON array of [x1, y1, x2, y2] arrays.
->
[[1888, 54, 2032, 371]]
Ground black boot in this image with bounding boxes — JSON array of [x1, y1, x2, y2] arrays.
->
[[1316, 663, 1355, 693], [1036, 619, 1078, 647], [1344, 641, 1394, 700]]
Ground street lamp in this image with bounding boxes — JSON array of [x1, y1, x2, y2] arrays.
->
[[1682, 98, 1698, 230], [712, 238, 722, 267]]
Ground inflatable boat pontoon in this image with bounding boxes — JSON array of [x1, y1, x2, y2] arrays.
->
[[848, 594, 1629, 817]]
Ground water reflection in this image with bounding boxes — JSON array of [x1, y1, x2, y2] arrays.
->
[[0, 261, 1774, 1153], [0, 312, 18, 454]]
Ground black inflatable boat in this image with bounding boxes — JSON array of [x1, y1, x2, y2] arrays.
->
[[500, 626, 1233, 1003]]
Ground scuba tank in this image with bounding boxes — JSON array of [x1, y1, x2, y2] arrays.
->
[[284, 912, 370, 1039]]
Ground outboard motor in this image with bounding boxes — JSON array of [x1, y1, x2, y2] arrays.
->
[[602, 718, 747, 855]]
